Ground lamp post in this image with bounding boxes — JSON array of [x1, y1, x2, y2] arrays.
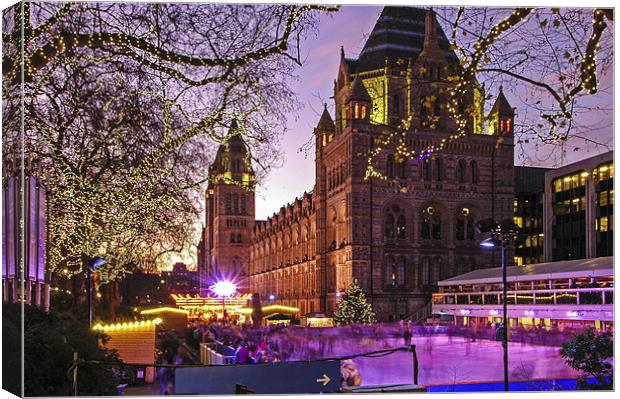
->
[[211, 280, 237, 320], [477, 219, 518, 392], [88, 257, 106, 327]]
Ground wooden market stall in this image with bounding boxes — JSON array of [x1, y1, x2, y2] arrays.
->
[[93, 318, 161, 383]]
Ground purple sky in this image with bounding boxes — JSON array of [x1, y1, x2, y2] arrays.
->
[[254, 6, 382, 220], [253, 5, 614, 220]]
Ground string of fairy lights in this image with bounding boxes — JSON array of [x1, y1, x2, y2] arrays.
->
[[362, 8, 610, 181], [7, 3, 340, 283]]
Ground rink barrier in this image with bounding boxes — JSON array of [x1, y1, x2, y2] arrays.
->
[[199, 343, 236, 365]]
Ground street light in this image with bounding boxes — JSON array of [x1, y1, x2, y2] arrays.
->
[[477, 218, 518, 392], [88, 257, 106, 327], [211, 280, 237, 320]]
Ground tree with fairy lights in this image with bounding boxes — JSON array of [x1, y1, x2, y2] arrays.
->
[[333, 280, 377, 325], [357, 7, 613, 181], [2, 3, 337, 288]]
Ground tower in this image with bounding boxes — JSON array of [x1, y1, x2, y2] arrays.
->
[[201, 120, 255, 294], [488, 87, 515, 135]]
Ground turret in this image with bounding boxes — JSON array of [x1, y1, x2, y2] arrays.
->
[[209, 119, 255, 187], [488, 87, 515, 135], [345, 74, 371, 125], [314, 103, 336, 151]]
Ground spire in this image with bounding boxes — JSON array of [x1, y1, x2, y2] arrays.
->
[[347, 74, 371, 103], [340, 46, 345, 59], [316, 103, 335, 131], [489, 87, 515, 117], [421, 8, 443, 58]]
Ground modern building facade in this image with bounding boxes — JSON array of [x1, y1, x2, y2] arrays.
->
[[2, 174, 50, 311], [198, 7, 516, 321], [544, 151, 613, 262], [514, 167, 548, 266]]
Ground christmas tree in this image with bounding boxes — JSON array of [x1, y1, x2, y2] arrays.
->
[[334, 280, 377, 325]]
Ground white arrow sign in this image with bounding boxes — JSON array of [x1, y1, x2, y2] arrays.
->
[[316, 374, 331, 386]]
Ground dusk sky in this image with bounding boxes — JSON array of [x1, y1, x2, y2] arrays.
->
[[253, 4, 615, 221]]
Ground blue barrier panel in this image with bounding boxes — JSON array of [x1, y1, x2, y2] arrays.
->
[[174, 360, 341, 394]]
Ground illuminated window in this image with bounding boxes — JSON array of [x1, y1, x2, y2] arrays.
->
[[599, 191, 608, 206], [514, 257, 523, 266], [514, 216, 523, 228], [500, 120, 505, 132], [361, 105, 367, 119], [354, 103, 360, 119], [506, 119, 511, 131], [599, 216, 609, 232]]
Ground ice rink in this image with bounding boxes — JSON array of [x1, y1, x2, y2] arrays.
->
[[305, 334, 579, 387]]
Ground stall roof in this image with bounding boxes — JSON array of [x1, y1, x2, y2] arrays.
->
[[438, 256, 614, 287], [302, 312, 333, 318]]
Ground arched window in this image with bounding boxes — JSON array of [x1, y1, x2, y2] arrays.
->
[[385, 214, 395, 238], [422, 159, 432, 180], [226, 194, 232, 213], [420, 97, 429, 125], [230, 233, 236, 243], [432, 257, 441, 284], [233, 194, 239, 213], [396, 215, 406, 239], [457, 160, 466, 183], [434, 158, 443, 181], [456, 218, 466, 240], [432, 211, 441, 240], [421, 257, 430, 286], [397, 257, 406, 285], [241, 195, 247, 213], [386, 256, 397, 286], [422, 206, 441, 240], [433, 100, 441, 128], [422, 216, 431, 239], [237, 233, 243, 243], [385, 205, 406, 239], [393, 95, 400, 117], [398, 160, 407, 179], [471, 160, 479, 184], [386, 154, 394, 179]]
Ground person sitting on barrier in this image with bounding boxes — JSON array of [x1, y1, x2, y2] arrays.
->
[[235, 339, 251, 365], [340, 359, 362, 388]]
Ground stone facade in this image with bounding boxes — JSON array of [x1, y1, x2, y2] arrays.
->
[[199, 7, 515, 321]]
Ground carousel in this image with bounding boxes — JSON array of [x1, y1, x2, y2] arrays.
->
[[171, 293, 252, 321]]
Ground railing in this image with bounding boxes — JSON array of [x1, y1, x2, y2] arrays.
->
[[433, 287, 614, 306], [199, 343, 237, 365], [404, 301, 432, 323]]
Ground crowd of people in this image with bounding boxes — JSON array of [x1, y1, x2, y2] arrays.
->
[[157, 315, 612, 393]]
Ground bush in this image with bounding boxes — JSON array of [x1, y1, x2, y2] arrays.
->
[[559, 327, 613, 390], [3, 303, 122, 396]]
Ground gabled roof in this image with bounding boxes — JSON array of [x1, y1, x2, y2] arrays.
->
[[355, 6, 458, 72], [489, 88, 515, 117], [316, 104, 335, 131], [438, 256, 613, 286]]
